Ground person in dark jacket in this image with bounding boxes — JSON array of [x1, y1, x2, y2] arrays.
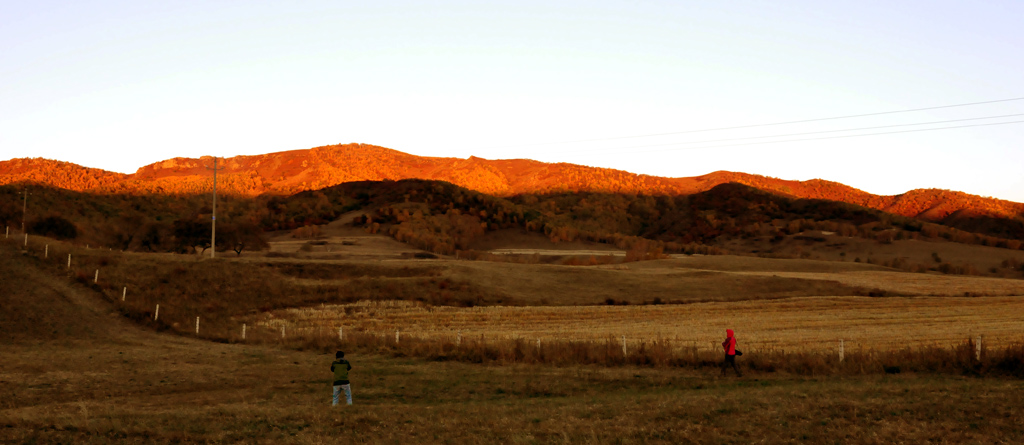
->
[[331, 351, 353, 406], [721, 329, 742, 377]]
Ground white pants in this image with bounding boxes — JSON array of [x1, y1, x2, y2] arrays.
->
[[333, 384, 352, 406]]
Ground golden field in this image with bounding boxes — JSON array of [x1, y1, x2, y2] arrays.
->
[[261, 295, 1024, 354]]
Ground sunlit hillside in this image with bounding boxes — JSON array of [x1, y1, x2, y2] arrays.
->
[[3, 143, 1023, 234]]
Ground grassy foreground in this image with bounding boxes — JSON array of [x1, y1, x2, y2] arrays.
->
[[3, 340, 1024, 444], [4, 237, 1024, 443]]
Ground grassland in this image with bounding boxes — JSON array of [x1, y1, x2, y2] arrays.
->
[[266, 296, 1024, 352], [718, 229, 1024, 278], [4, 232, 1024, 443], [5, 338, 1024, 444], [6, 337, 1024, 444]]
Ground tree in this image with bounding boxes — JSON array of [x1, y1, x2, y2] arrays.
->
[[172, 218, 211, 254], [102, 213, 146, 250], [137, 222, 170, 252], [218, 222, 269, 256]]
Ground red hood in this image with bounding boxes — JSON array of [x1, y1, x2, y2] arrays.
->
[[726, 329, 734, 338]]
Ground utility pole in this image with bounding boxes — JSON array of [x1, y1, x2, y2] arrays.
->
[[19, 188, 30, 232], [210, 156, 217, 257], [211, 157, 219, 258], [204, 157, 225, 259]]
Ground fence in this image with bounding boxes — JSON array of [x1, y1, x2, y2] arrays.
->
[[227, 321, 1024, 377]]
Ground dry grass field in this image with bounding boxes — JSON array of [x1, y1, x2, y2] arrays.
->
[[5, 232, 1024, 443], [6, 338, 1024, 444], [719, 229, 1024, 278], [263, 296, 1024, 353], [733, 270, 1024, 296]]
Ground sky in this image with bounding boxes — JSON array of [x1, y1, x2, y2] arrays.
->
[[2, 1, 1022, 202]]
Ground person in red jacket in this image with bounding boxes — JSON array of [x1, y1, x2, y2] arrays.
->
[[721, 329, 742, 377]]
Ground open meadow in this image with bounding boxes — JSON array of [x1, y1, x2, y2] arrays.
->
[[3, 232, 1024, 443], [266, 295, 1024, 353]]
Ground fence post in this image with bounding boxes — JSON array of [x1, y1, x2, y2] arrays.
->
[[154, 304, 160, 321], [24, 233, 28, 246], [396, 329, 400, 344], [976, 335, 982, 361], [456, 330, 462, 346], [122, 287, 127, 301], [622, 335, 627, 357], [281, 326, 286, 339], [94, 269, 99, 283], [45, 244, 48, 258], [537, 338, 541, 351], [242, 324, 247, 340], [195, 317, 200, 335], [839, 339, 844, 363], [338, 326, 344, 341], [67, 254, 71, 269]]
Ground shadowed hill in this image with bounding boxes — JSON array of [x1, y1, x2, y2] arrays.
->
[[4, 175, 1024, 265]]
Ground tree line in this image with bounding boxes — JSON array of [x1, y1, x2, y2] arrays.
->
[[2, 179, 1023, 260]]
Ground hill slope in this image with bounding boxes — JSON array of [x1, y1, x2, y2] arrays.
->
[[3, 143, 1023, 227]]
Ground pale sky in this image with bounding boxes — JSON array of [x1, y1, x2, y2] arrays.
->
[[2, 1, 1022, 202]]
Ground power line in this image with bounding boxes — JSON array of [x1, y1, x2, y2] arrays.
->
[[626, 119, 1024, 154], [486, 96, 1024, 149], [550, 113, 1024, 154]]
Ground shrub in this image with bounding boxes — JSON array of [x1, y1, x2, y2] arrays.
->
[[28, 215, 78, 240]]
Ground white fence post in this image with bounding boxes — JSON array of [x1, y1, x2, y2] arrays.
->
[[195, 317, 200, 335], [457, 330, 462, 346], [396, 329, 400, 344], [281, 326, 286, 339], [24, 233, 28, 246], [45, 244, 48, 258], [622, 335, 627, 357], [94, 269, 99, 283], [154, 304, 160, 321], [976, 335, 982, 361], [122, 287, 127, 301], [338, 327, 344, 341], [242, 324, 247, 340], [67, 254, 71, 269], [839, 339, 845, 363]]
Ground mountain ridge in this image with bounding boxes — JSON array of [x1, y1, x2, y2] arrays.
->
[[3, 143, 1022, 225]]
